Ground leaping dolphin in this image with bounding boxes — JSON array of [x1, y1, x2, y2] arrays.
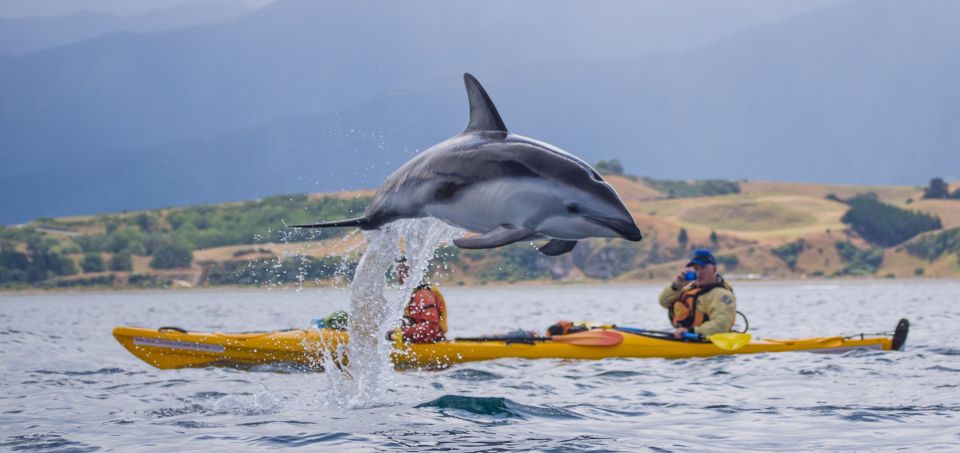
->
[[292, 73, 642, 256]]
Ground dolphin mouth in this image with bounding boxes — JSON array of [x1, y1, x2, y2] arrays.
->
[[585, 216, 643, 241]]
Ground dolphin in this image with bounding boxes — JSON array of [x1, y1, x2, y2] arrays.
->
[[292, 73, 642, 256]]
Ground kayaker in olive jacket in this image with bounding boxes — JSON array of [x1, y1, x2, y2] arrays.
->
[[658, 248, 736, 339]]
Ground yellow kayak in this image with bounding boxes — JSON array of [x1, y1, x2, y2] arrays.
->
[[112, 320, 908, 370]]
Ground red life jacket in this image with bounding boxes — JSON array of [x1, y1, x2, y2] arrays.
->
[[402, 286, 446, 343]]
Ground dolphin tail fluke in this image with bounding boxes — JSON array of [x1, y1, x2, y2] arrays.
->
[[538, 239, 578, 256], [453, 224, 534, 249], [463, 73, 507, 133], [288, 217, 369, 229]]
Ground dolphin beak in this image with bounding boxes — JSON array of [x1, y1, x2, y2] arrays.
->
[[585, 216, 643, 242]]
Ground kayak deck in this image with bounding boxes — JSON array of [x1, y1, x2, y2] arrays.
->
[[112, 325, 900, 370]]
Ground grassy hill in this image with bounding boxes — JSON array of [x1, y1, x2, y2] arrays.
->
[[2, 178, 959, 290]]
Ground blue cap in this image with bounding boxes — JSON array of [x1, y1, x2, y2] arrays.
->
[[686, 248, 716, 267]]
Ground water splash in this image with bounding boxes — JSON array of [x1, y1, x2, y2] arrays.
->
[[317, 218, 463, 407]]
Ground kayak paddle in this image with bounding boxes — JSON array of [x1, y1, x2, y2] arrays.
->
[[705, 332, 752, 351], [615, 327, 751, 351]]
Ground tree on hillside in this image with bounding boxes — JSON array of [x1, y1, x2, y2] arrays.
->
[[149, 242, 193, 269], [81, 253, 105, 273], [109, 252, 133, 272], [923, 178, 950, 199], [135, 213, 162, 233], [841, 196, 942, 247], [772, 240, 806, 271], [594, 159, 624, 176], [835, 241, 884, 275], [710, 230, 719, 248], [0, 246, 30, 284], [677, 228, 689, 250]]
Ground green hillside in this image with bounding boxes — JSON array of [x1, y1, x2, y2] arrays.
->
[[2, 176, 959, 290]]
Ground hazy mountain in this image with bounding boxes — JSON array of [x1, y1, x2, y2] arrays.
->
[[0, 0, 841, 170], [0, 0, 273, 19], [4, 0, 959, 224], [0, 1, 254, 55]]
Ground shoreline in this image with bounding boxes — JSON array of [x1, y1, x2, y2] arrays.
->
[[2, 276, 958, 297]]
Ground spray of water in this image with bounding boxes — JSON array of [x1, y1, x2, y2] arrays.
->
[[313, 218, 463, 407]]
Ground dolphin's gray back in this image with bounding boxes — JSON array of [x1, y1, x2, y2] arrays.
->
[[363, 132, 624, 228]]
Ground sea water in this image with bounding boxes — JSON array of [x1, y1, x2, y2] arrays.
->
[[1, 280, 959, 451]]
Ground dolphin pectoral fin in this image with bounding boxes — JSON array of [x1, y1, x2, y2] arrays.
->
[[453, 225, 534, 249], [538, 239, 578, 256]]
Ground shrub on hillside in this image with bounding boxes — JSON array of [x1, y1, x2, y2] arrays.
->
[[203, 256, 356, 286], [835, 241, 884, 275], [43, 275, 115, 288], [643, 178, 740, 198], [128, 274, 172, 288], [904, 227, 960, 261], [571, 240, 639, 279], [69, 194, 371, 255], [0, 246, 30, 284], [840, 196, 942, 247], [772, 240, 806, 270], [81, 253, 105, 273], [716, 254, 740, 271], [25, 250, 77, 283], [109, 252, 133, 272], [481, 244, 553, 282], [149, 243, 193, 269]]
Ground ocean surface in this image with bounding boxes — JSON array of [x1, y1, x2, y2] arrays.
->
[[2, 280, 959, 451]]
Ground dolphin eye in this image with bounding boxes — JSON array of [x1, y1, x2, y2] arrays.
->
[[566, 203, 581, 213]]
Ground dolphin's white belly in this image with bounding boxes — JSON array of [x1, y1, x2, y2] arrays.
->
[[424, 178, 559, 234]]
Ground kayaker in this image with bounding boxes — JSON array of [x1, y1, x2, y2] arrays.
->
[[658, 248, 737, 339], [395, 257, 447, 343]]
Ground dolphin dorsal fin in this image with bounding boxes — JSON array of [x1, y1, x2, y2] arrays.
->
[[463, 73, 507, 133]]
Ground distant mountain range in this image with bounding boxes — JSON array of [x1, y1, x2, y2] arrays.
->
[[2, 0, 958, 225], [0, 1, 254, 55]]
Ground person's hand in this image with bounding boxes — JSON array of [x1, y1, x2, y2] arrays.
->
[[673, 326, 688, 339], [396, 262, 409, 285], [673, 270, 688, 290]]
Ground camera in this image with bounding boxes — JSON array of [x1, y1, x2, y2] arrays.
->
[[683, 270, 698, 281]]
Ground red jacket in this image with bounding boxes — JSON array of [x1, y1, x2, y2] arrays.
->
[[402, 288, 445, 343]]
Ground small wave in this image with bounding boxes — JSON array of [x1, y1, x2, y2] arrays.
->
[[703, 404, 742, 414], [253, 432, 355, 447], [104, 378, 191, 391], [927, 347, 960, 356], [841, 411, 905, 423], [32, 367, 129, 376], [569, 404, 650, 417], [151, 403, 207, 418], [247, 363, 316, 374], [212, 391, 282, 415], [193, 391, 229, 400], [170, 420, 221, 429], [415, 395, 580, 419], [237, 420, 315, 427], [0, 433, 98, 452], [445, 369, 503, 381], [592, 370, 644, 379]]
